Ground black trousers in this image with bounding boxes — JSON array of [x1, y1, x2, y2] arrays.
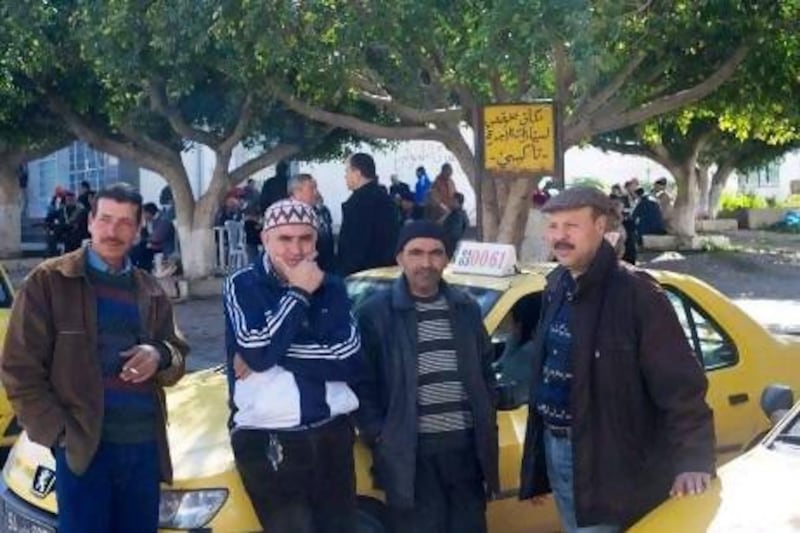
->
[[231, 416, 356, 533], [389, 448, 487, 533]]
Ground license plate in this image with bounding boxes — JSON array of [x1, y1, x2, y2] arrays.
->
[[4, 506, 55, 533]]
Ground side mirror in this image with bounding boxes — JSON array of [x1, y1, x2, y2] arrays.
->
[[760, 384, 794, 422], [495, 381, 523, 412]]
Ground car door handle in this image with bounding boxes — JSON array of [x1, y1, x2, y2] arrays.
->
[[728, 393, 749, 406]]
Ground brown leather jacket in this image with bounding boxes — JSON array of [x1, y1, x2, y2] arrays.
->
[[1, 248, 189, 482], [519, 241, 715, 528]]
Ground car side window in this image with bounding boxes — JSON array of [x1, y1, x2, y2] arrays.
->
[[492, 292, 542, 410], [664, 288, 738, 371]]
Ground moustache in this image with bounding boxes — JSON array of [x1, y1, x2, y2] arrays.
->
[[553, 241, 575, 251], [101, 238, 125, 246]]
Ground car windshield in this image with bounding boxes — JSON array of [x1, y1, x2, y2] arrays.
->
[[773, 411, 800, 448], [346, 277, 502, 318]]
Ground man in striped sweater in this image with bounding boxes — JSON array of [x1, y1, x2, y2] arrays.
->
[[356, 220, 499, 533], [223, 199, 365, 533]]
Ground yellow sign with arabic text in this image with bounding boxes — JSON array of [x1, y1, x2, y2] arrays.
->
[[482, 103, 555, 174]]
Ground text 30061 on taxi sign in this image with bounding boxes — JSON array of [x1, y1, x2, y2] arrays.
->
[[450, 242, 517, 277]]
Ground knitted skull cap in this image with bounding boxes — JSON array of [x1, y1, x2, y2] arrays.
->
[[263, 199, 319, 232]]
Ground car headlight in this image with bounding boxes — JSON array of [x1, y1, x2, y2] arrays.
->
[[158, 489, 228, 529]]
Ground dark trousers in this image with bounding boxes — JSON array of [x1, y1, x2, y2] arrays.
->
[[130, 243, 155, 272], [389, 448, 487, 533], [54, 441, 160, 533], [231, 416, 356, 533]]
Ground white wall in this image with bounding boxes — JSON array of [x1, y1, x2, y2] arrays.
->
[[300, 140, 474, 228]]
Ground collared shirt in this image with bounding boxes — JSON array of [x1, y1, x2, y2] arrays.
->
[[86, 247, 133, 275], [535, 271, 576, 427]]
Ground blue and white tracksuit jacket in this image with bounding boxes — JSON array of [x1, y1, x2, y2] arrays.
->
[[223, 256, 365, 430]]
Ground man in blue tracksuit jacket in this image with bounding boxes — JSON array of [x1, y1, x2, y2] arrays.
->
[[223, 198, 365, 533]]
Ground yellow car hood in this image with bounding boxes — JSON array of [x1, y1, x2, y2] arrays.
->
[[164, 367, 236, 480], [631, 445, 800, 532], [3, 368, 235, 515]]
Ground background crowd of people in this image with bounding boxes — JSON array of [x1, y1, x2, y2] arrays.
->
[[213, 156, 470, 277], [44, 180, 95, 256], [42, 160, 674, 281], [608, 177, 672, 264]]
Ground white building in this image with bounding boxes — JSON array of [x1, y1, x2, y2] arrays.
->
[[737, 152, 800, 200]]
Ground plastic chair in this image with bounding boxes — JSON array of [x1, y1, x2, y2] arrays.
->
[[225, 220, 247, 271]]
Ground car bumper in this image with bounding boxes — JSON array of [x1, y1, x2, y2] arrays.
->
[[0, 477, 57, 533]]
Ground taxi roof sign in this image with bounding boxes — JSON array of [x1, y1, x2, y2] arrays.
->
[[451, 241, 517, 277]]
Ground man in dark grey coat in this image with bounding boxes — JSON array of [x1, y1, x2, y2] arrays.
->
[[519, 187, 715, 531], [355, 221, 498, 533]]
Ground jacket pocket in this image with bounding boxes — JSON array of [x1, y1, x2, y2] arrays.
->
[[52, 331, 91, 398]]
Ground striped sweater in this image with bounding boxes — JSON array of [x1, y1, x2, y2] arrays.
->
[[415, 295, 474, 454], [87, 259, 157, 443]]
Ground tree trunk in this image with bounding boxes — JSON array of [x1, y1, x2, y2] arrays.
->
[[708, 183, 726, 220], [495, 176, 534, 244], [0, 166, 22, 258], [174, 154, 232, 280], [478, 177, 499, 241], [670, 163, 699, 239], [708, 162, 735, 219], [696, 164, 711, 219]]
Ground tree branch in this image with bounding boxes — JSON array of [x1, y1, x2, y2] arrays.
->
[[580, 45, 749, 142], [350, 71, 388, 97], [594, 138, 659, 160], [352, 89, 464, 124], [229, 143, 301, 185], [711, 157, 737, 187], [0, 136, 71, 167], [147, 79, 218, 147], [219, 94, 254, 155], [274, 88, 450, 142], [47, 92, 181, 176], [553, 41, 575, 109], [516, 58, 532, 101], [348, 68, 462, 124], [116, 123, 180, 163], [570, 51, 647, 123], [489, 69, 510, 102]]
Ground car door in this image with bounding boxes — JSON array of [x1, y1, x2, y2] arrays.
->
[[663, 287, 760, 464]]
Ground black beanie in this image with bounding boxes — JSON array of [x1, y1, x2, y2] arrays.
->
[[395, 220, 450, 256]]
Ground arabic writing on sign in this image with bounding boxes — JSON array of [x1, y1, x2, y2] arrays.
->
[[482, 104, 555, 173]]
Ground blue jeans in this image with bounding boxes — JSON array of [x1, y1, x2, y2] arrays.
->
[[54, 441, 160, 533], [544, 428, 620, 533]]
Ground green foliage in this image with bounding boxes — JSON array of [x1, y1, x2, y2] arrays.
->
[[779, 194, 800, 208], [719, 192, 768, 211], [0, 0, 369, 175]]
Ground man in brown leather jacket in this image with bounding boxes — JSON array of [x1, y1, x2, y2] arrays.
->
[[519, 186, 715, 531], [1, 184, 189, 533]]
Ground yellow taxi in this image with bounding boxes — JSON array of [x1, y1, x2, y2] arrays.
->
[[0, 264, 18, 450], [630, 386, 800, 532], [1, 255, 799, 532]]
